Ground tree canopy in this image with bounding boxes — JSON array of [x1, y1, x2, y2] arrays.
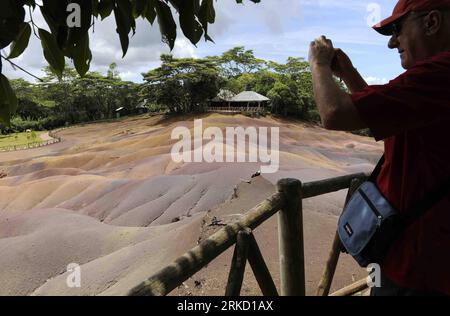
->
[[0, 0, 261, 125], [142, 54, 221, 113]]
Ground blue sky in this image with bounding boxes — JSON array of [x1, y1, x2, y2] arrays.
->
[[3, 0, 403, 84]]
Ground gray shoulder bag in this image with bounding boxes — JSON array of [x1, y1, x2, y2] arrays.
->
[[338, 155, 450, 267]]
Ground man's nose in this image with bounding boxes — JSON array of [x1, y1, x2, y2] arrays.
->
[[388, 35, 399, 49]]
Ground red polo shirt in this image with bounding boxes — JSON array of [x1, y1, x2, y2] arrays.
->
[[351, 50, 450, 294]]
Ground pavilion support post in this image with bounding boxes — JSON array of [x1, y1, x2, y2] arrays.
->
[[277, 178, 305, 296]]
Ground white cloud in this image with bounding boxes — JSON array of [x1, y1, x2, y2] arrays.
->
[[2, 0, 399, 83], [364, 76, 389, 85], [2, 8, 196, 83]]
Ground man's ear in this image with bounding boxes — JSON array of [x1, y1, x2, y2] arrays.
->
[[424, 10, 442, 35]]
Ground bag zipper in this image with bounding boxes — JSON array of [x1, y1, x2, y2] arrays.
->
[[358, 188, 383, 226]]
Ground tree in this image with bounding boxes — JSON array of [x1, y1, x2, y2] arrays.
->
[[107, 62, 120, 80], [56, 67, 139, 121], [226, 73, 257, 93], [267, 80, 303, 116], [268, 57, 316, 119], [219, 53, 315, 120], [0, 0, 262, 124], [142, 54, 221, 113], [5, 65, 140, 131], [216, 46, 266, 78]]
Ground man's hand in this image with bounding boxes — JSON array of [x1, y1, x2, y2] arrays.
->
[[331, 49, 354, 79], [309, 35, 335, 67], [309, 36, 367, 131], [331, 48, 368, 93]]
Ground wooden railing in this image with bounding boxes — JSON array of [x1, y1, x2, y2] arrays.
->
[[208, 107, 265, 113], [127, 173, 369, 296], [0, 136, 62, 152]]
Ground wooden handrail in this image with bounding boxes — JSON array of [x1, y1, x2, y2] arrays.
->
[[127, 172, 370, 296], [128, 191, 285, 296], [330, 278, 369, 296], [301, 172, 367, 199]]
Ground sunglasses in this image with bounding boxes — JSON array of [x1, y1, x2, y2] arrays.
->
[[391, 11, 431, 37]]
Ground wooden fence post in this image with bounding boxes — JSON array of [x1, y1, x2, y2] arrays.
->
[[247, 233, 279, 296], [277, 178, 305, 296], [316, 178, 365, 296], [225, 228, 252, 296]]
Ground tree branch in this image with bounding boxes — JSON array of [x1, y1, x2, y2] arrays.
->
[[1, 55, 43, 82]]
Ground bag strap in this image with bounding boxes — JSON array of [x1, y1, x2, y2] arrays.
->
[[368, 155, 385, 183], [369, 154, 450, 227]]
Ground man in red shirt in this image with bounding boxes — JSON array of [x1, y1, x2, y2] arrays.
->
[[309, 0, 450, 295]]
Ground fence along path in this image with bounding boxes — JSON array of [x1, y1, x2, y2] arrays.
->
[[0, 131, 62, 152], [128, 172, 369, 296]]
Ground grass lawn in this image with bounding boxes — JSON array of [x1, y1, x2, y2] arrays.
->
[[0, 131, 46, 148]]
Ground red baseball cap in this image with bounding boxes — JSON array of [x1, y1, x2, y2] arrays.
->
[[373, 0, 450, 35]]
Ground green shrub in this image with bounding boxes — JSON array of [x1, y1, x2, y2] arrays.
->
[[147, 103, 167, 113], [7, 116, 66, 133], [305, 109, 321, 123]]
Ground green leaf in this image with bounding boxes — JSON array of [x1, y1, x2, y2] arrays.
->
[[115, 9, 130, 57], [204, 33, 214, 43], [0, 75, 18, 126], [21, 0, 36, 9], [8, 23, 32, 59], [72, 32, 92, 77], [199, 0, 215, 23], [39, 28, 65, 79], [114, 0, 136, 57], [198, 0, 215, 42], [114, 8, 129, 58], [145, 0, 157, 24], [92, 0, 99, 17], [97, 0, 115, 20], [40, 0, 68, 35], [65, 0, 93, 47], [176, 0, 203, 45], [193, 0, 201, 14], [80, 0, 94, 33], [0, 19, 22, 49], [1, 0, 25, 20], [154, 0, 177, 50], [132, 0, 147, 18], [56, 25, 69, 49]]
